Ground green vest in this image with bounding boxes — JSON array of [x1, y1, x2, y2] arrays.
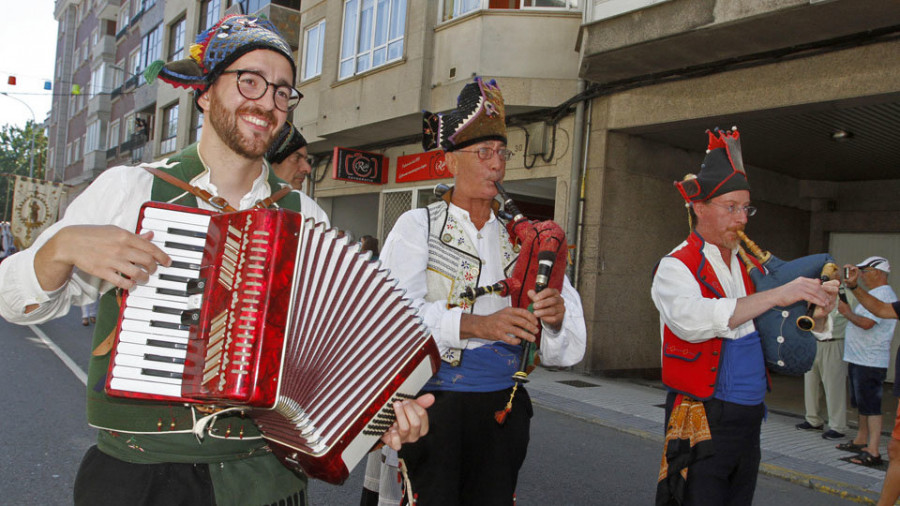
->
[[85, 144, 307, 503]]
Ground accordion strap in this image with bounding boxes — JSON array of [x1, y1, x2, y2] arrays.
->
[[142, 166, 293, 212]]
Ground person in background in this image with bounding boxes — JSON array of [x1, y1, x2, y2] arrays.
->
[[360, 235, 379, 262], [844, 261, 900, 506], [265, 121, 313, 192], [836, 256, 897, 468]]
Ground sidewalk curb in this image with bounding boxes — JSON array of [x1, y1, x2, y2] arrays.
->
[[758, 463, 879, 504]]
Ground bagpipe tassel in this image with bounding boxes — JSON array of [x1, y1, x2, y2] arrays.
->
[[494, 381, 520, 425]]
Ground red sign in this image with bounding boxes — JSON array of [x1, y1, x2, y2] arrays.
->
[[395, 150, 450, 183], [332, 147, 388, 185]]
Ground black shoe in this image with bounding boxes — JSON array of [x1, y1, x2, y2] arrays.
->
[[795, 421, 824, 431], [822, 430, 846, 440]]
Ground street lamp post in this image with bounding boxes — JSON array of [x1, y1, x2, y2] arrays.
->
[[1, 92, 36, 178]]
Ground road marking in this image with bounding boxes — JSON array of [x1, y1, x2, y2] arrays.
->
[[29, 324, 88, 386]]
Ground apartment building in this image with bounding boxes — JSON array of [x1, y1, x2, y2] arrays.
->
[[576, 0, 900, 376]]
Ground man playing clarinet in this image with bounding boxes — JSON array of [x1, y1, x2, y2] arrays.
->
[[651, 127, 838, 506], [0, 14, 430, 505], [370, 77, 586, 505]]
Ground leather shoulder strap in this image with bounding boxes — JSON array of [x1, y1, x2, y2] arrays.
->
[[143, 165, 237, 212]]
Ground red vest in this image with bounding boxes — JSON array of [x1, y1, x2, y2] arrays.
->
[[660, 232, 761, 400]]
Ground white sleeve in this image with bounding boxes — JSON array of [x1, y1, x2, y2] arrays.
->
[[650, 256, 741, 342], [296, 190, 331, 228], [380, 209, 465, 356], [536, 274, 586, 367], [0, 166, 151, 324]]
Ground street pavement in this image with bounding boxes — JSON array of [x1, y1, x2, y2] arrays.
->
[[526, 367, 889, 503]]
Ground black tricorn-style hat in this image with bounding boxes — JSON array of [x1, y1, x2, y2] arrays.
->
[[675, 126, 750, 203], [422, 77, 507, 152]]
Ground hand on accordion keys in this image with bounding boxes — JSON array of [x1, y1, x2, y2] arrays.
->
[[379, 393, 435, 451]]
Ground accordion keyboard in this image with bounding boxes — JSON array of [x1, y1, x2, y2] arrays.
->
[[108, 206, 210, 398]]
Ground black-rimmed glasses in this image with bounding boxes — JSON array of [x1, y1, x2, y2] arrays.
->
[[221, 69, 302, 112], [456, 146, 514, 161]]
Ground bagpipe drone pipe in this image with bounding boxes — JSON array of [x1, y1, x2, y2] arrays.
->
[[458, 182, 568, 422], [736, 230, 838, 376]]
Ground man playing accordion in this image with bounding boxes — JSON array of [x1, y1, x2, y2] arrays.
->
[[651, 127, 838, 506]]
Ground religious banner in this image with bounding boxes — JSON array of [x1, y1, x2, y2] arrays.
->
[[332, 147, 388, 185], [395, 150, 450, 183], [11, 175, 65, 250]]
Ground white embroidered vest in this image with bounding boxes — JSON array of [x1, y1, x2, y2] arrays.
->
[[425, 200, 519, 364]]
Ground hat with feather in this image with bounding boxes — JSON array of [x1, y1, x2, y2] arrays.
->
[[422, 77, 507, 152], [675, 126, 750, 203], [145, 14, 295, 93]]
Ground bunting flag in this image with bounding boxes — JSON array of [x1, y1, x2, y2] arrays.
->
[[11, 175, 65, 250]]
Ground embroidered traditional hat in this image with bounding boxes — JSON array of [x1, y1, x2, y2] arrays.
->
[[675, 126, 750, 203], [146, 14, 295, 91], [265, 122, 308, 164], [422, 77, 507, 152]]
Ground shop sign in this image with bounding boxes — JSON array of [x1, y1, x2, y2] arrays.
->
[[332, 147, 388, 185], [395, 150, 450, 183]]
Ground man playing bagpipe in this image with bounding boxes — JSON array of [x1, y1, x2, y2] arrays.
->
[[369, 77, 586, 505], [651, 127, 839, 506], [0, 14, 430, 505]]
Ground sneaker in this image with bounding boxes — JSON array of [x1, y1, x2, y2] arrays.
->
[[795, 421, 824, 431], [822, 430, 846, 440]]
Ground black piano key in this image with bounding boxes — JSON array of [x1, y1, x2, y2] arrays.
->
[[186, 279, 206, 295], [152, 305, 184, 315], [159, 273, 193, 284], [141, 368, 184, 379], [150, 320, 191, 331], [146, 339, 188, 350], [164, 240, 205, 253], [170, 260, 201, 271], [167, 226, 207, 239], [181, 310, 201, 326], [156, 287, 190, 297], [144, 354, 185, 365]]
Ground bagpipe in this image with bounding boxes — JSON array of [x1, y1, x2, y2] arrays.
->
[[736, 230, 838, 375], [458, 182, 568, 423]]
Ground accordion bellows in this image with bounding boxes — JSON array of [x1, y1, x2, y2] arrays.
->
[[106, 202, 439, 483]]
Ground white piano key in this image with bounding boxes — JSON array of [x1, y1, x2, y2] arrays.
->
[[118, 330, 188, 347], [142, 230, 207, 249], [109, 377, 184, 398], [143, 207, 212, 228], [140, 217, 209, 235], [114, 353, 185, 373], [116, 341, 187, 360], [124, 296, 190, 313], [112, 365, 183, 385], [123, 307, 185, 325], [144, 276, 190, 293], [121, 319, 190, 338], [128, 286, 193, 305], [149, 240, 205, 261], [152, 264, 202, 280]]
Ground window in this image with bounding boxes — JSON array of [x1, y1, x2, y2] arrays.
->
[[92, 28, 100, 47], [85, 120, 104, 153], [117, 4, 130, 33], [90, 64, 106, 97], [442, 0, 481, 21], [235, 0, 270, 15], [339, 0, 407, 79], [108, 119, 120, 148], [161, 104, 178, 154], [190, 110, 204, 144], [113, 59, 125, 89], [199, 0, 221, 32], [168, 17, 186, 61], [138, 25, 162, 84], [303, 20, 326, 81]]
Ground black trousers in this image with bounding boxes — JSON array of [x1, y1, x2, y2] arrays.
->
[[398, 388, 532, 506], [665, 392, 765, 506]]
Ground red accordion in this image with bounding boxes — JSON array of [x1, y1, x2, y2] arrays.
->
[[105, 202, 439, 483]]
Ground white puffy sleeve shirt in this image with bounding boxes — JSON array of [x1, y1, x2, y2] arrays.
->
[[380, 204, 586, 367]]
